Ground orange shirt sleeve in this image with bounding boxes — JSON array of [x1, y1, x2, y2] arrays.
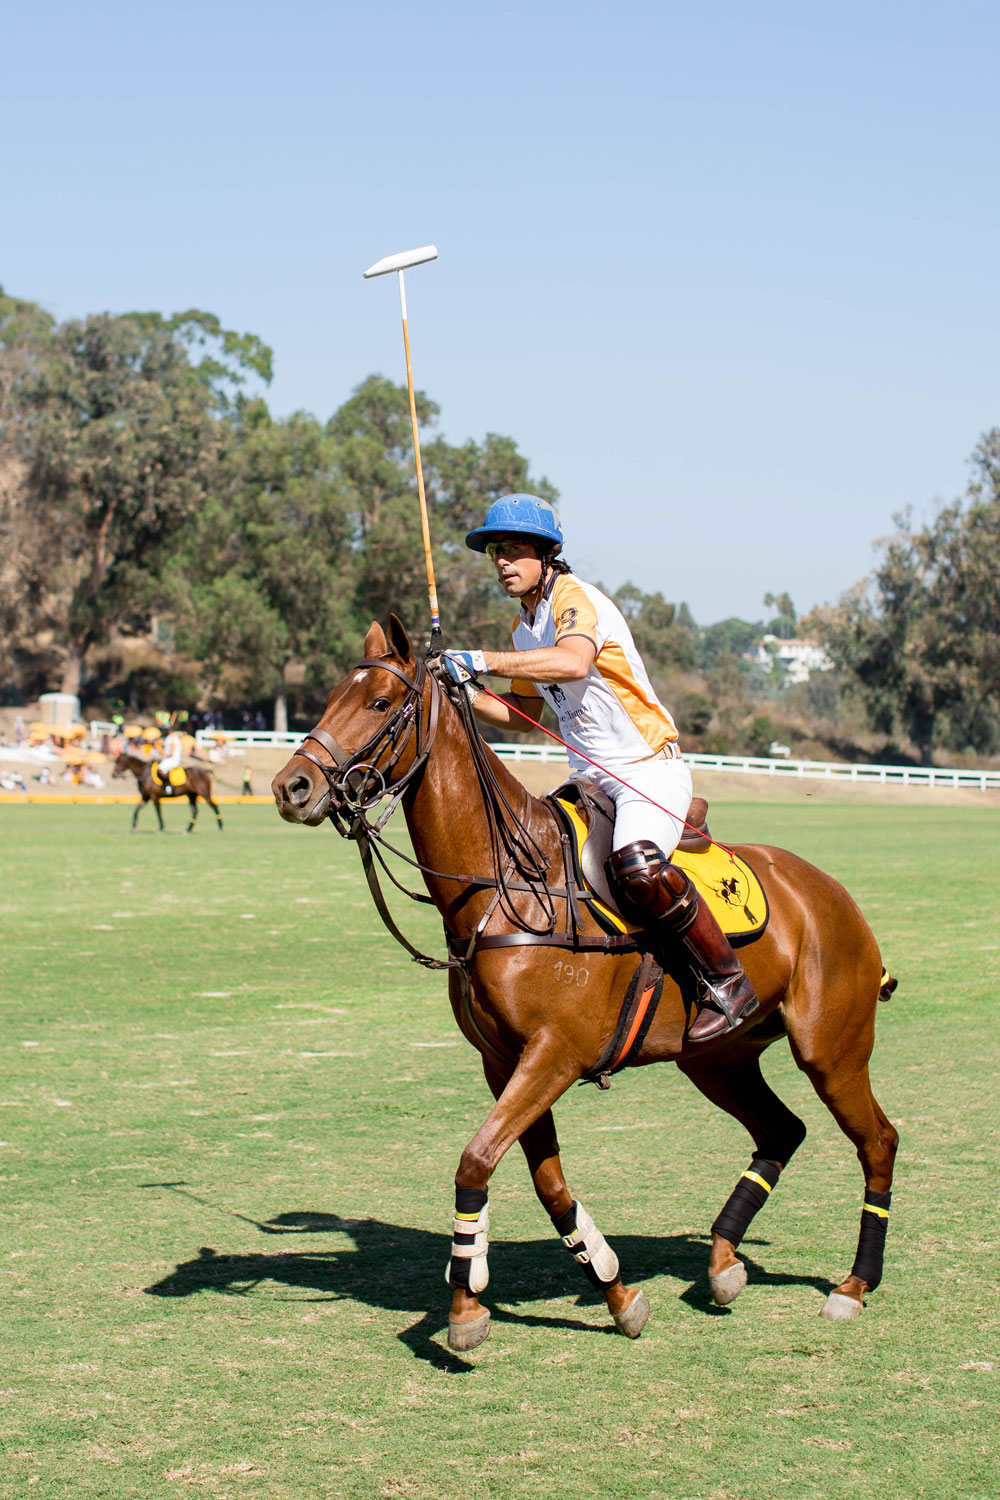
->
[[552, 576, 599, 647]]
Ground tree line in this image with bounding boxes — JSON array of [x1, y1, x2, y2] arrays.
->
[[2, 286, 998, 762], [0, 289, 568, 729]]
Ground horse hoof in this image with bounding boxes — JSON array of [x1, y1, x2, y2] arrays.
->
[[820, 1291, 863, 1321], [613, 1291, 649, 1339], [709, 1261, 747, 1306], [447, 1311, 490, 1351]]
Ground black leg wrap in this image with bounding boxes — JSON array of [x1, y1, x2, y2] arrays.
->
[[850, 1188, 891, 1291], [552, 1205, 578, 1238], [711, 1158, 782, 1248], [449, 1185, 488, 1290]]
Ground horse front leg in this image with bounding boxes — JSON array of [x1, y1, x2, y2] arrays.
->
[[493, 1074, 649, 1340], [447, 1031, 639, 1352], [446, 1032, 577, 1351], [153, 795, 165, 832], [131, 798, 143, 831]]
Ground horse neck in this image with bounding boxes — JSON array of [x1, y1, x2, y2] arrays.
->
[[402, 691, 556, 904]]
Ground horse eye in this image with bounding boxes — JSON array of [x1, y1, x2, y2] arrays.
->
[[370, 698, 391, 713]]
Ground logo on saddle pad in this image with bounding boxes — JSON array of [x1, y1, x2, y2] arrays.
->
[[152, 764, 187, 791]]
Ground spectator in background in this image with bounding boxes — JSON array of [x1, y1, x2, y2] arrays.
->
[[242, 767, 253, 796]]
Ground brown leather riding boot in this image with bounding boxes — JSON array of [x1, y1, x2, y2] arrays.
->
[[607, 840, 758, 1043], [679, 895, 759, 1041]]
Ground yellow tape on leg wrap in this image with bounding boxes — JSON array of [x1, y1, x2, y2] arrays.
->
[[445, 1204, 490, 1294]]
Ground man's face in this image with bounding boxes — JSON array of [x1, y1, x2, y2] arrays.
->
[[486, 537, 544, 599]]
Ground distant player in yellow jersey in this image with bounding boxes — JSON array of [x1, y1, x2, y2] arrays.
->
[[444, 494, 758, 1042]]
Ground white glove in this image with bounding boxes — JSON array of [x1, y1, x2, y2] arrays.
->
[[443, 649, 488, 685]]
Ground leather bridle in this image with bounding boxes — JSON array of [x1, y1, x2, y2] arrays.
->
[[292, 654, 442, 834], [289, 653, 636, 987]]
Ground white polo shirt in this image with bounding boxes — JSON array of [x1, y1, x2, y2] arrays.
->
[[509, 573, 678, 770]]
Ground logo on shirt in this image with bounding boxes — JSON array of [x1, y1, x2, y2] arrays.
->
[[558, 607, 579, 630]]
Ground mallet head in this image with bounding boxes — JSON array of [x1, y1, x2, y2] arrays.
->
[[363, 245, 438, 278]]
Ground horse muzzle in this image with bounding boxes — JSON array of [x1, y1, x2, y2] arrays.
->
[[271, 760, 332, 826]]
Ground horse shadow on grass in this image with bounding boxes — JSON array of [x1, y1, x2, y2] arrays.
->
[[144, 1205, 834, 1372]]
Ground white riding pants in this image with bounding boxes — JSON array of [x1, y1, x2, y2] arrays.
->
[[574, 747, 694, 858], [158, 754, 182, 775]]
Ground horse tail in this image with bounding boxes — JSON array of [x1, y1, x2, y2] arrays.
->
[[878, 968, 898, 1003]]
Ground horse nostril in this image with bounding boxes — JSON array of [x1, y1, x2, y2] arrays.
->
[[287, 775, 313, 806]]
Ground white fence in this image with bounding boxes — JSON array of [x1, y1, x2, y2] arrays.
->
[[683, 751, 1000, 791], [181, 729, 1000, 792], [195, 729, 301, 749]]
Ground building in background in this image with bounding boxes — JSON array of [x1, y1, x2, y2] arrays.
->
[[753, 635, 833, 685]]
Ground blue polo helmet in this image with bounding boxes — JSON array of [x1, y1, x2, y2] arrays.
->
[[465, 494, 563, 555]]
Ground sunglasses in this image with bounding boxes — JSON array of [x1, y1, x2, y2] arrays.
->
[[485, 538, 533, 562]]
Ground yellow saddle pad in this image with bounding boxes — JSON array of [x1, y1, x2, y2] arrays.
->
[[554, 797, 769, 948], [152, 764, 187, 788]]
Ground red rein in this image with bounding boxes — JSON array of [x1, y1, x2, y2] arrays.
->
[[477, 684, 735, 858]]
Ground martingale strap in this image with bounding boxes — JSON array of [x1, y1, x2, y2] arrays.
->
[[579, 951, 664, 1089]]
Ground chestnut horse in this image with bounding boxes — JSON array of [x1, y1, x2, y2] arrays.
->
[[272, 617, 898, 1352], [113, 751, 223, 833]]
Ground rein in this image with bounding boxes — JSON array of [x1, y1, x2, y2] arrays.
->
[[293, 656, 630, 974], [293, 655, 462, 971]]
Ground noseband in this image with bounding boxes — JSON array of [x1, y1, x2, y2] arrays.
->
[[292, 655, 441, 832]]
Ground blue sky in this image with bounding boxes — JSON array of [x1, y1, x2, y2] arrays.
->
[[4, 0, 998, 625]]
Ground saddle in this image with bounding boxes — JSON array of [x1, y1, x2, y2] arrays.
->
[[152, 764, 187, 791], [545, 780, 768, 948]]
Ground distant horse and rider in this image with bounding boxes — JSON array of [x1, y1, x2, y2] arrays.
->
[[112, 751, 223, 832], [272, 615, 898, 1352]]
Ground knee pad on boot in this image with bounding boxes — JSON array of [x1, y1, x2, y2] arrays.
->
[[607, 840, 699, 935]]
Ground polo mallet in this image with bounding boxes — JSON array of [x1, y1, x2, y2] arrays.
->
[[363, 244, 442, 650]]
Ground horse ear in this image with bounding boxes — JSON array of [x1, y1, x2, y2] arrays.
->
[[387, 614, 414, 665], [363, 620, 388, 659]]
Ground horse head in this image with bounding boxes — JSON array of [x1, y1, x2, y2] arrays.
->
[[271, 614, 432, 827]]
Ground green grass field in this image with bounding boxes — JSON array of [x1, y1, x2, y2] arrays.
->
[[1, 801, 998, 1500]]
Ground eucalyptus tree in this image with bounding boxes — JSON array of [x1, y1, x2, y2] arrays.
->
[[6, 300, 271, 697], [172, 401, 354, 731], [812, 432, 1000, 763]]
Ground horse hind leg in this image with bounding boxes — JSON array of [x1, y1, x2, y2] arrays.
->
[[186, 795, 198, 833], [209, 794, 223, 830], [680, 1048, 808, 1307], [153, 796, 165, 832], [789, 1041, 898, 1320]]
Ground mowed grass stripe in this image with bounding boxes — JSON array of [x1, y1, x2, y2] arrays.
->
[[1, 804, 998, 1500]]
